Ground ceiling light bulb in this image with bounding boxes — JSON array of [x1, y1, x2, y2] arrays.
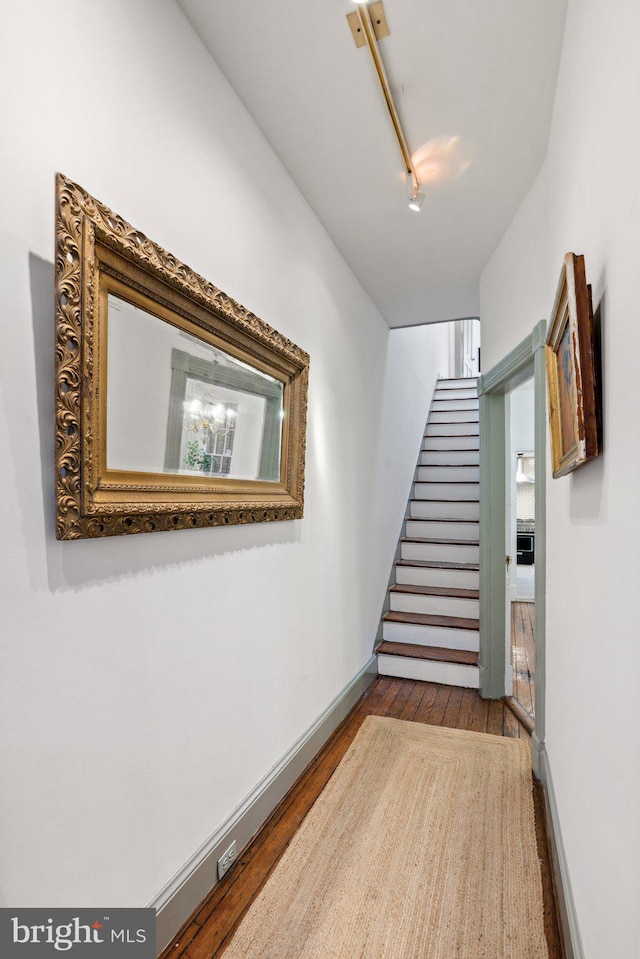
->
[[408, 192, 424, 212], [353, 0, 368, 4]]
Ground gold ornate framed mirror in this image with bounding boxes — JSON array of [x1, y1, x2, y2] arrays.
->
[[55, 174, 309, 539]]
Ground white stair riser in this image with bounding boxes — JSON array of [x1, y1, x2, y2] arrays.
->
[[391, 592, 479, 617], [434, 388, 478, 401], [378, 655, 479, 688], [414, 482, 479, 501], [431, 390, 480, 410], [406, 519, 479, 541], [420, 450, 479, 466], [438, 378, 478, 389], [426, 423, 479, 436], [417, 465, 480, 482], [430, 410, 479, 424], [423, 436, 479, 451], [402, 541, 480, 564], [382, 619, 479, 650], [395, 565, 479, 590], [410, 500, 479, 520], [430, 400, 478, 419]]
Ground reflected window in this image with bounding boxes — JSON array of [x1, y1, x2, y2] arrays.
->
[[106, 294, 284, 482], [182, 386, 238, 477]]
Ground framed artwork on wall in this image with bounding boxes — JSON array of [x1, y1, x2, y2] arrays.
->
[[55, 174, 309, 539], [545, 252, 600, 478]]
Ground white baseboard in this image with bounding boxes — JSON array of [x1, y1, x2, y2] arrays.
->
[[539, 747, 585, 959], [151, 655, 377, 954], [530, 730, 543, 779]]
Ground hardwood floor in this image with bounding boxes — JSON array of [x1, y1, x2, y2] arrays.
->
[[512, 600, 536, 719], [160, 677, 563, 959]]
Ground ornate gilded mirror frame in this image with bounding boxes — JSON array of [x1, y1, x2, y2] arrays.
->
[[55, 174, 309, 539]]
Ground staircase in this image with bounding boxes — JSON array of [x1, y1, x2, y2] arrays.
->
[[377, 377, 480, 688]]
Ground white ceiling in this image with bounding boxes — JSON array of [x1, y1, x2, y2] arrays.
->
[[177, 0, 567, 328]]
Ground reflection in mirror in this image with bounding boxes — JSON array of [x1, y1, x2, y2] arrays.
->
[[106, 294, 283, 481]]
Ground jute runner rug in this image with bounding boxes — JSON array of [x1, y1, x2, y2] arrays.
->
[[223, 716, 549, 958]]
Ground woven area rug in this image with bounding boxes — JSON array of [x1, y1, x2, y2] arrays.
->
[[223, 716, 549, 959]]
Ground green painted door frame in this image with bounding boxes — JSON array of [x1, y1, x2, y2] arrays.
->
[[477, 320, 547, 776]]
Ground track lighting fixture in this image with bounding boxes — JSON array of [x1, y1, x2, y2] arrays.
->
[[348, 1, 423, 214]]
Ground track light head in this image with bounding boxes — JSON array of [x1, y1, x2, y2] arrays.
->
[[406, 171, 424, 212]]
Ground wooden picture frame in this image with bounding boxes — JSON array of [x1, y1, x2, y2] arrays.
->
[[55, 174, 309, 539], [545, 252, 600, 478]]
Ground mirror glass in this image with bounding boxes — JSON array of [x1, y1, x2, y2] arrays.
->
[[106, 294, 284, 481]]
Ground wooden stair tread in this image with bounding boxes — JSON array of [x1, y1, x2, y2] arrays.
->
[[377, 641, 479, 667], [401, 536, 479, 546], [410, 498, 478, 504], [415, 480, 479, 485], [390, 583, 479, 599], [384, 610, 479, 630], [408, 515, 479, 524], [424, 434, 479, 439], [396, 558, 479, 571], [412, 497, 480, 503]]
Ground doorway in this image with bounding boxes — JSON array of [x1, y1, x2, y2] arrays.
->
[[451, 318, 481, 378], [507, 379, 536, 726], [477, 321, 546, 776]]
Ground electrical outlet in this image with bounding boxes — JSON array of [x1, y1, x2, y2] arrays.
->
[[217, 840, 237, 880]]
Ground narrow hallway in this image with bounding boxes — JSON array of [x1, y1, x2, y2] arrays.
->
[[162, 678, 563, 959]]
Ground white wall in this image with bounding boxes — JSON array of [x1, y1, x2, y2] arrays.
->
[[0, 0, 450, 928], [480, 0, 640, 954], [480, 166, 550, 371], [506, 382, 535, 604], [511, 382, 535, 540], [510, 381, 535, 454]]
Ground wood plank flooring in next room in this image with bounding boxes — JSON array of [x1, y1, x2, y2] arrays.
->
[[161, 678, 563, 959], [512, 600, 536, 720]]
